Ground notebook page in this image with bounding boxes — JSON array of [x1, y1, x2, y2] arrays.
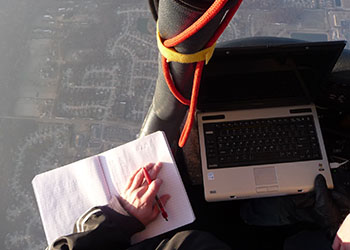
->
[[98, 131, 195, 244], [32, 156, 110, 245]]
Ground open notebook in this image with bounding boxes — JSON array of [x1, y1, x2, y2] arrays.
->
[[32, 131, 195, 245]]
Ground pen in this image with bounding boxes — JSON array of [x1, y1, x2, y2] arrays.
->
[[142, 167, 168, 221]]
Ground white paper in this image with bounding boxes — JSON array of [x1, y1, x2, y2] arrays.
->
[[99, 131, 195, 244], [32, 156, 110, 245]]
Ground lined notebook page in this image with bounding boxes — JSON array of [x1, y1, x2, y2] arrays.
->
[[32, 156, 110, 245], [98, 131, 195, 244]]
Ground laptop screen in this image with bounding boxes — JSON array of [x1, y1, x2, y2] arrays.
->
[[199, 69, 306, 109], [197, 41, 346, 111]]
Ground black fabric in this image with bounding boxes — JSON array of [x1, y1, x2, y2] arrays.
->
[[240, 196, 298, 226], [239, 173, 350, 249], [313, 174, 343, 238], [129, 230, 231, 250], [49, 206, 144, 250], [49, 205, 230, 250], [148, 0, 159, 21], [283, 229, 332, 250]]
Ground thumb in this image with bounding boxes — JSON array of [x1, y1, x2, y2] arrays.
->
[[144, 178, 162, 203]]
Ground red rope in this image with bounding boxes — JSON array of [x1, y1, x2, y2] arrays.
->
[[207, 1, 242, 47], [161, 0, 243, 147], [164, 0, 229, 48], [162, 56, 190, 106], [178, 61, 204, 146]]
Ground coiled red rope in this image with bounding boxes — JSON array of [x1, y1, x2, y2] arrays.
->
[[161, 0, 243, 147]]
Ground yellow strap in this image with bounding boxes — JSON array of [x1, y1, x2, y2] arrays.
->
[[156, 24, 216, 65]]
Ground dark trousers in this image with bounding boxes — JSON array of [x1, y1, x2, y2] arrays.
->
[[129, 230, 231, 250]]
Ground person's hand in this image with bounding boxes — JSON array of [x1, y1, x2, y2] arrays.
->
[[118, 162, 170, 226], [333, 213, 350, 250]]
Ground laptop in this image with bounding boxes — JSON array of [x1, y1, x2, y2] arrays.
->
[[197, 40, 346, 201]]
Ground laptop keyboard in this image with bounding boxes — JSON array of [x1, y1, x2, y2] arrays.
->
[[203, 115, 322, 169]]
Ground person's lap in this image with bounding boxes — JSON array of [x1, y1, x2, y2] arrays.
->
[[129, 230, 231, 250]]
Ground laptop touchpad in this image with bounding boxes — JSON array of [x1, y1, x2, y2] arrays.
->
[[254, 167, 277, 186]]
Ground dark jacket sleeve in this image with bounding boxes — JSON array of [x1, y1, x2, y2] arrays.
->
[[47, 196, 145, 250]]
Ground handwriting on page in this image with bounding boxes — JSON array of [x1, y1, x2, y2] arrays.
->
[[136, 141, 151, 152]]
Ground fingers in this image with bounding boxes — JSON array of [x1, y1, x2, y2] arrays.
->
[[125, 165, 148, 190], [144, 178, 162, 201], [127, 162, 164, 201], [145, 162, 163, 181], [142, 175, 170, 205], [125, 168, 140, 190], [127, 162, 160, 191], [129, 168, 146, 191]]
